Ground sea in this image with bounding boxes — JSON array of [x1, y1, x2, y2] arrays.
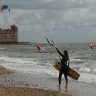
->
[[0, 43, 96, 85]]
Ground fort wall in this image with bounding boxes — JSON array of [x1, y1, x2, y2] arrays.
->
[[0, 24, 18, 44]]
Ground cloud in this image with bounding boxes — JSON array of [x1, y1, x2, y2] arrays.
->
[[0, 0, 96, 43]]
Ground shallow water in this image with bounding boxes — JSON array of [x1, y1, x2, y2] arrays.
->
[[0, 43, 96, 84]]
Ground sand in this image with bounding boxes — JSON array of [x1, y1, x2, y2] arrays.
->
[[0, 66, 96, 96], [0, 86, 71, 96], [0, 66, 70, 96], [0, 66, 12, 74]]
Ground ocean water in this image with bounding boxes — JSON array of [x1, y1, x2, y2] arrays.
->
[[0, 43, 96, 84]]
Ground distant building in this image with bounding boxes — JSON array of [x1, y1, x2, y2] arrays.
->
[[0, 24, 18, 44]]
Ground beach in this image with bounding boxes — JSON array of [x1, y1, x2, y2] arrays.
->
[[0, 86, 70, 96], [0, 66, 71, 96], [0, 44, 96, 96], [0, 66, 96, 96]]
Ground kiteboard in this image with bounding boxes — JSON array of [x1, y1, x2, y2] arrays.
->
[[54, 62, 80, 80]]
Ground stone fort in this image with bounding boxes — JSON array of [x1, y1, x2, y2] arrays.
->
[[0, 24, 18, 44]]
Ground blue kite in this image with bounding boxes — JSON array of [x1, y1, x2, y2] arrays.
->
[[1, 5, 10, 12]]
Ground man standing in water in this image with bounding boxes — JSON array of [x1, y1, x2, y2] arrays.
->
[[54, 46, 70, 91]]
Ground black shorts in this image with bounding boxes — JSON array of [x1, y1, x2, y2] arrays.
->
[[60, 65, 69, 75]]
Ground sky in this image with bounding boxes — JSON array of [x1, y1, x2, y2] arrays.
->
[[0, 0, 96, 43]]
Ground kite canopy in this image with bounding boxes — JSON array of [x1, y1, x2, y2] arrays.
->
[[35, 44, 51, 53], [88, 42, 95, 47], [1, 5, 10, 12]]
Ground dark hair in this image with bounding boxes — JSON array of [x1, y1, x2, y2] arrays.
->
[[64, 50, 68, 59]]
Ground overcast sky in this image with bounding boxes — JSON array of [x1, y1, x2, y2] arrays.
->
[[0, 0, 96, 43]]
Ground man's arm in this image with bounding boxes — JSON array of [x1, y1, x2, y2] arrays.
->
[[55, 47, 64, 57]]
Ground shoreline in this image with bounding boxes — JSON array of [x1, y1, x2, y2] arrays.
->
[[0, 66, 71, 96], [0, 66, 96, 96], [0, 86, 71, 96], [0, 65, 13, 74]]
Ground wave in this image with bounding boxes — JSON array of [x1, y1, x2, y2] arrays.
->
[[0, 48, 6, 50], [0, 56, 38, 64]]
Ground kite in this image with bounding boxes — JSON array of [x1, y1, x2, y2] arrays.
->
[[35, 43, 51, 53], [88, 42, 95, 49], [1, 5, 10, 12]]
